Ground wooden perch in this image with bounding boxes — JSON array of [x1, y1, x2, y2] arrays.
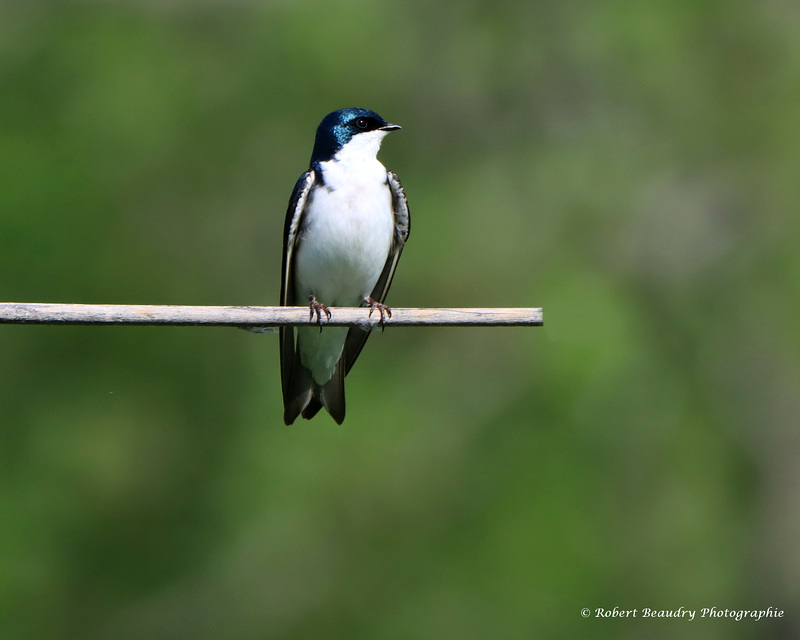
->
[[0, 303, 543, 328]]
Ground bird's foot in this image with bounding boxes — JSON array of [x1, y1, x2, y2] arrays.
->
[[308, 295, 331, 332], [364, 296, 392, 330]]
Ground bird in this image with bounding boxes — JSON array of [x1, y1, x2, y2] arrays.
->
[[279, 108, 410, 425]]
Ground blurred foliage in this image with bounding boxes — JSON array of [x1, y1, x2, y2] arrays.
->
[[1, 0, 799, 638]]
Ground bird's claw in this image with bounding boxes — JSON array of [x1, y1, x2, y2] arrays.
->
[[308, 295, 331, 332], [364, 296, 392, 330]]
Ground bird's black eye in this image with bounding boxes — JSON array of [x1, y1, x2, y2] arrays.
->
[[355, 117, 369, 130]]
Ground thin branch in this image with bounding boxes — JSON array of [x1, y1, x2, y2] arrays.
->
[[0, 302, 543, 328]]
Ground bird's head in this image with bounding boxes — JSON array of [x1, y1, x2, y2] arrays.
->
[[311, 108, 401, 163]]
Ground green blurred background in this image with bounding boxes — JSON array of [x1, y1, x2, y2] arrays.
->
[[1, 1, 798, 638]]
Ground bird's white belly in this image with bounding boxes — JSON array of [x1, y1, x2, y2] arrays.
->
[[293, 171, 394, 385], [294, 181, 394, 306]]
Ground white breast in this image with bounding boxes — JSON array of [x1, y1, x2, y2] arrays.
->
[[293, 150, 394, 307]]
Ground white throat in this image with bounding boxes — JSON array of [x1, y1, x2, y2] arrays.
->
[[333, 130, 389, 164], [320, 130, 390, 188]]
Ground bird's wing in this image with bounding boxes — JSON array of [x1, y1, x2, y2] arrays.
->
[[344, 170, 411, 374], [280, 170, 315, 405], [280, 170, 315, 307]]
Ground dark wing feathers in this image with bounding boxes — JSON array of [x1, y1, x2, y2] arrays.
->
[[280, 170, 315, 412], [280, 170, 315, 307]]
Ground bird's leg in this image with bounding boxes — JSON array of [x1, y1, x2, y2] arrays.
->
[[364, 296, 392, 330], [308, 295, 331, 333]]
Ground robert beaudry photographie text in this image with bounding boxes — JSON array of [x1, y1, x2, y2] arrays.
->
[[583, 607, 784, 622]]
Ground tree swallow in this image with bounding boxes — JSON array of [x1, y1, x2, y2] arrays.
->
[[279, 108, 410, 425]]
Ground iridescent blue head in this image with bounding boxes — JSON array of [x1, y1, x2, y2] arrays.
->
[[310, 108, 401, 163]]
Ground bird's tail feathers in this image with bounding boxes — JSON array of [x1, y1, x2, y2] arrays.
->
[[318, 359, 345, 424], [283, 354, 314, 425], [284, 353, 346, 425]]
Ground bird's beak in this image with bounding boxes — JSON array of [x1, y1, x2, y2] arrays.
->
[[379, 123, 402, 132]]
